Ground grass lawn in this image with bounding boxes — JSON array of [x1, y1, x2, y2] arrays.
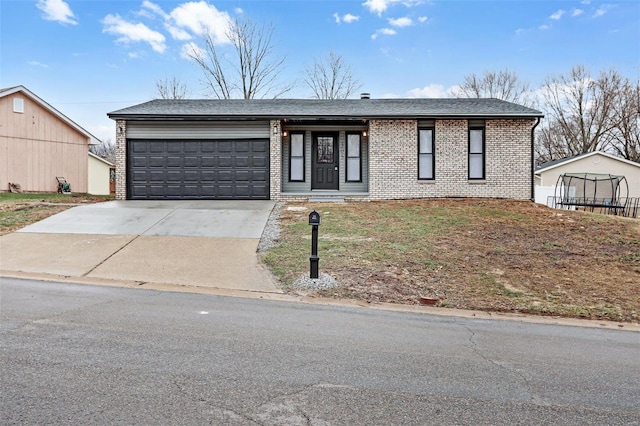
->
[[0, 192, 113, 236], [261, 199, 640, 322]]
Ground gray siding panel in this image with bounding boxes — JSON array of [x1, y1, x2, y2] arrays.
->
[[127, 121, 270, 139]]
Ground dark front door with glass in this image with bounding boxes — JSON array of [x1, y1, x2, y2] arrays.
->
[[312, 133, 339, 190]]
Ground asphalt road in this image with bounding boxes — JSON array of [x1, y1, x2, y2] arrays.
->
[[1, 278, 639, 425]]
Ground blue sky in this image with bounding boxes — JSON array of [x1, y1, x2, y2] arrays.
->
[[1, 0, 638, 143]]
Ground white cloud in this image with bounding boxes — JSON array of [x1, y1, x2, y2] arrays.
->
[[343, 13, 360, 23], [170, 1, 232, 42], [539, 24, 550, 30], [166, 24, 192, 41], [593, 4, 615, 18], [572, 9, 584, 17], [371, 27, 397, 39], [128, 52, 142, 59], [36, 0, 78, 25], [581, 0, 591, 4], [593, 8, 607, 18], [141, 0, 169, 19], [334, 13, 360, 24], [28, 61, 49, 68], [102, 14, 167, 53], [234, 7, 243, 14], [418, 16, 428, 23], [407, 84, 449, 98], [550, 9, 565, 20], [362, 0, 421, 16], [388, 16, 413, 27], [515, 28, 526, 35], [181, 42, 204, 59]]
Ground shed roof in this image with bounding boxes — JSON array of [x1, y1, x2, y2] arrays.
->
[[108, 98, 543, 120], [0, 85, 101, 144], [536, 151, 640, 174]]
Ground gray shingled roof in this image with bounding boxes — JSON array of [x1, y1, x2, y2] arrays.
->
[[108, 98, 543, 120], [536, 152, 590, 171]]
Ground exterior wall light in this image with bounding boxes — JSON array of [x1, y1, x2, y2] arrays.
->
[[273, 125, 278, 134]]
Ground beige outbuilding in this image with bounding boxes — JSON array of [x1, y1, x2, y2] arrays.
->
[[88, 152, 114, 195], [535, 151, 640, 200], [0, 85, 100, 193]]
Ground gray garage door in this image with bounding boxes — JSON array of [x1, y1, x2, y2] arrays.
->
[[127, 139, 269, 200]]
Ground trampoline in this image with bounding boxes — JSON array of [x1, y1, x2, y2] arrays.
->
[[554, 173, 630, 215]]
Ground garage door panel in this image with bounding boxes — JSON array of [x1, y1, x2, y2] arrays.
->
[[183, 170, 199, 182], [184, 156, 199, 167], [149, 142, 165, 153], [149, 171, 165, 182], [167, 143, 181, 153], [236, 155, 251, 167], [218, 170, 233, 182], [253, 141, 268, 152], [128, 139, 269, 200], [252, 156, 267, 167], [235, 141, 250, 152], [235, 171, 250, 182], [218, 156, 233, 168], [201, 170, 216, 181], [166, 156, 181, 167], [148, 156, 165, 167]]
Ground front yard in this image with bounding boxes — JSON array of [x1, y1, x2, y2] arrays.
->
[[261, 199, 640, 322]]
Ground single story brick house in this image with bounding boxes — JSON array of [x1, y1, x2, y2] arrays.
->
[[107, 97, 543, 201]]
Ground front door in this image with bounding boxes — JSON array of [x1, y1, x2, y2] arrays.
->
[[312, 133, 339, 190]]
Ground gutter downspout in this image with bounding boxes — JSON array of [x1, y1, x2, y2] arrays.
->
[[530, 117, 541, 202]]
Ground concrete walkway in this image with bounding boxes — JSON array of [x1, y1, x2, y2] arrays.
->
[[0, 200, 281, 293]]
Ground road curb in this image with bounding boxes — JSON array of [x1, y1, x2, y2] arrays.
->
[[2, 270, 638, 333]]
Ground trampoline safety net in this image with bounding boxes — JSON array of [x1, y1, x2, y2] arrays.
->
[[551, 173, 638, 218]]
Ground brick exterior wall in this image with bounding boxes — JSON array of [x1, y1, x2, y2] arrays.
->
[[115, 120, 127, 200], [269, 120, 282, 200], [116, 117, 533, 202], [368, 119, 534, 200]]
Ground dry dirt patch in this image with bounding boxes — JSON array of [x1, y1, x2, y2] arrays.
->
[[261, 199, 640, 322]]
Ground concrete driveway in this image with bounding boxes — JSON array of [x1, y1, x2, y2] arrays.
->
[[0, 200, 281, 293]]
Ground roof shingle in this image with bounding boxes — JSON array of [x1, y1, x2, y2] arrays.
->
[[108, 98, 543, 119]]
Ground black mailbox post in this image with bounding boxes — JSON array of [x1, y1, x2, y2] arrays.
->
[[309, 210, 321, 279]]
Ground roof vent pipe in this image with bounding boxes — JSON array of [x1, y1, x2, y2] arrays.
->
[[360, 93, 370, 99]]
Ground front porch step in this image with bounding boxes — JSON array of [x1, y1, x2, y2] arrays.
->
[[308, 196, 346, 203]]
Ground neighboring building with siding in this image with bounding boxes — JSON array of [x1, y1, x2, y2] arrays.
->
[[535, 151, 640, 199], [108, 97, 543, 201], [88, 152, 115, 195], [0, 86, 100, 193]]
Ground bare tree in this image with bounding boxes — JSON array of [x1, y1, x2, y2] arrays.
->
[[89, 139, 116, 164], [609, 78, 640, 162], [155, 76, 189, 99], [187, 18, 292, 99], [534, 121, 570, 165], [452, 69, 532, 105], [304, 52, 362, 99], [539, 65, 622, 157]]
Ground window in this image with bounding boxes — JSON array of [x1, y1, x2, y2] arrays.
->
[[289, 132, 305, 182], [418, 128, 435, 180], [468, 127, 485, 179], [346, 133, 361, 182], [13, 98, 24, 113]]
